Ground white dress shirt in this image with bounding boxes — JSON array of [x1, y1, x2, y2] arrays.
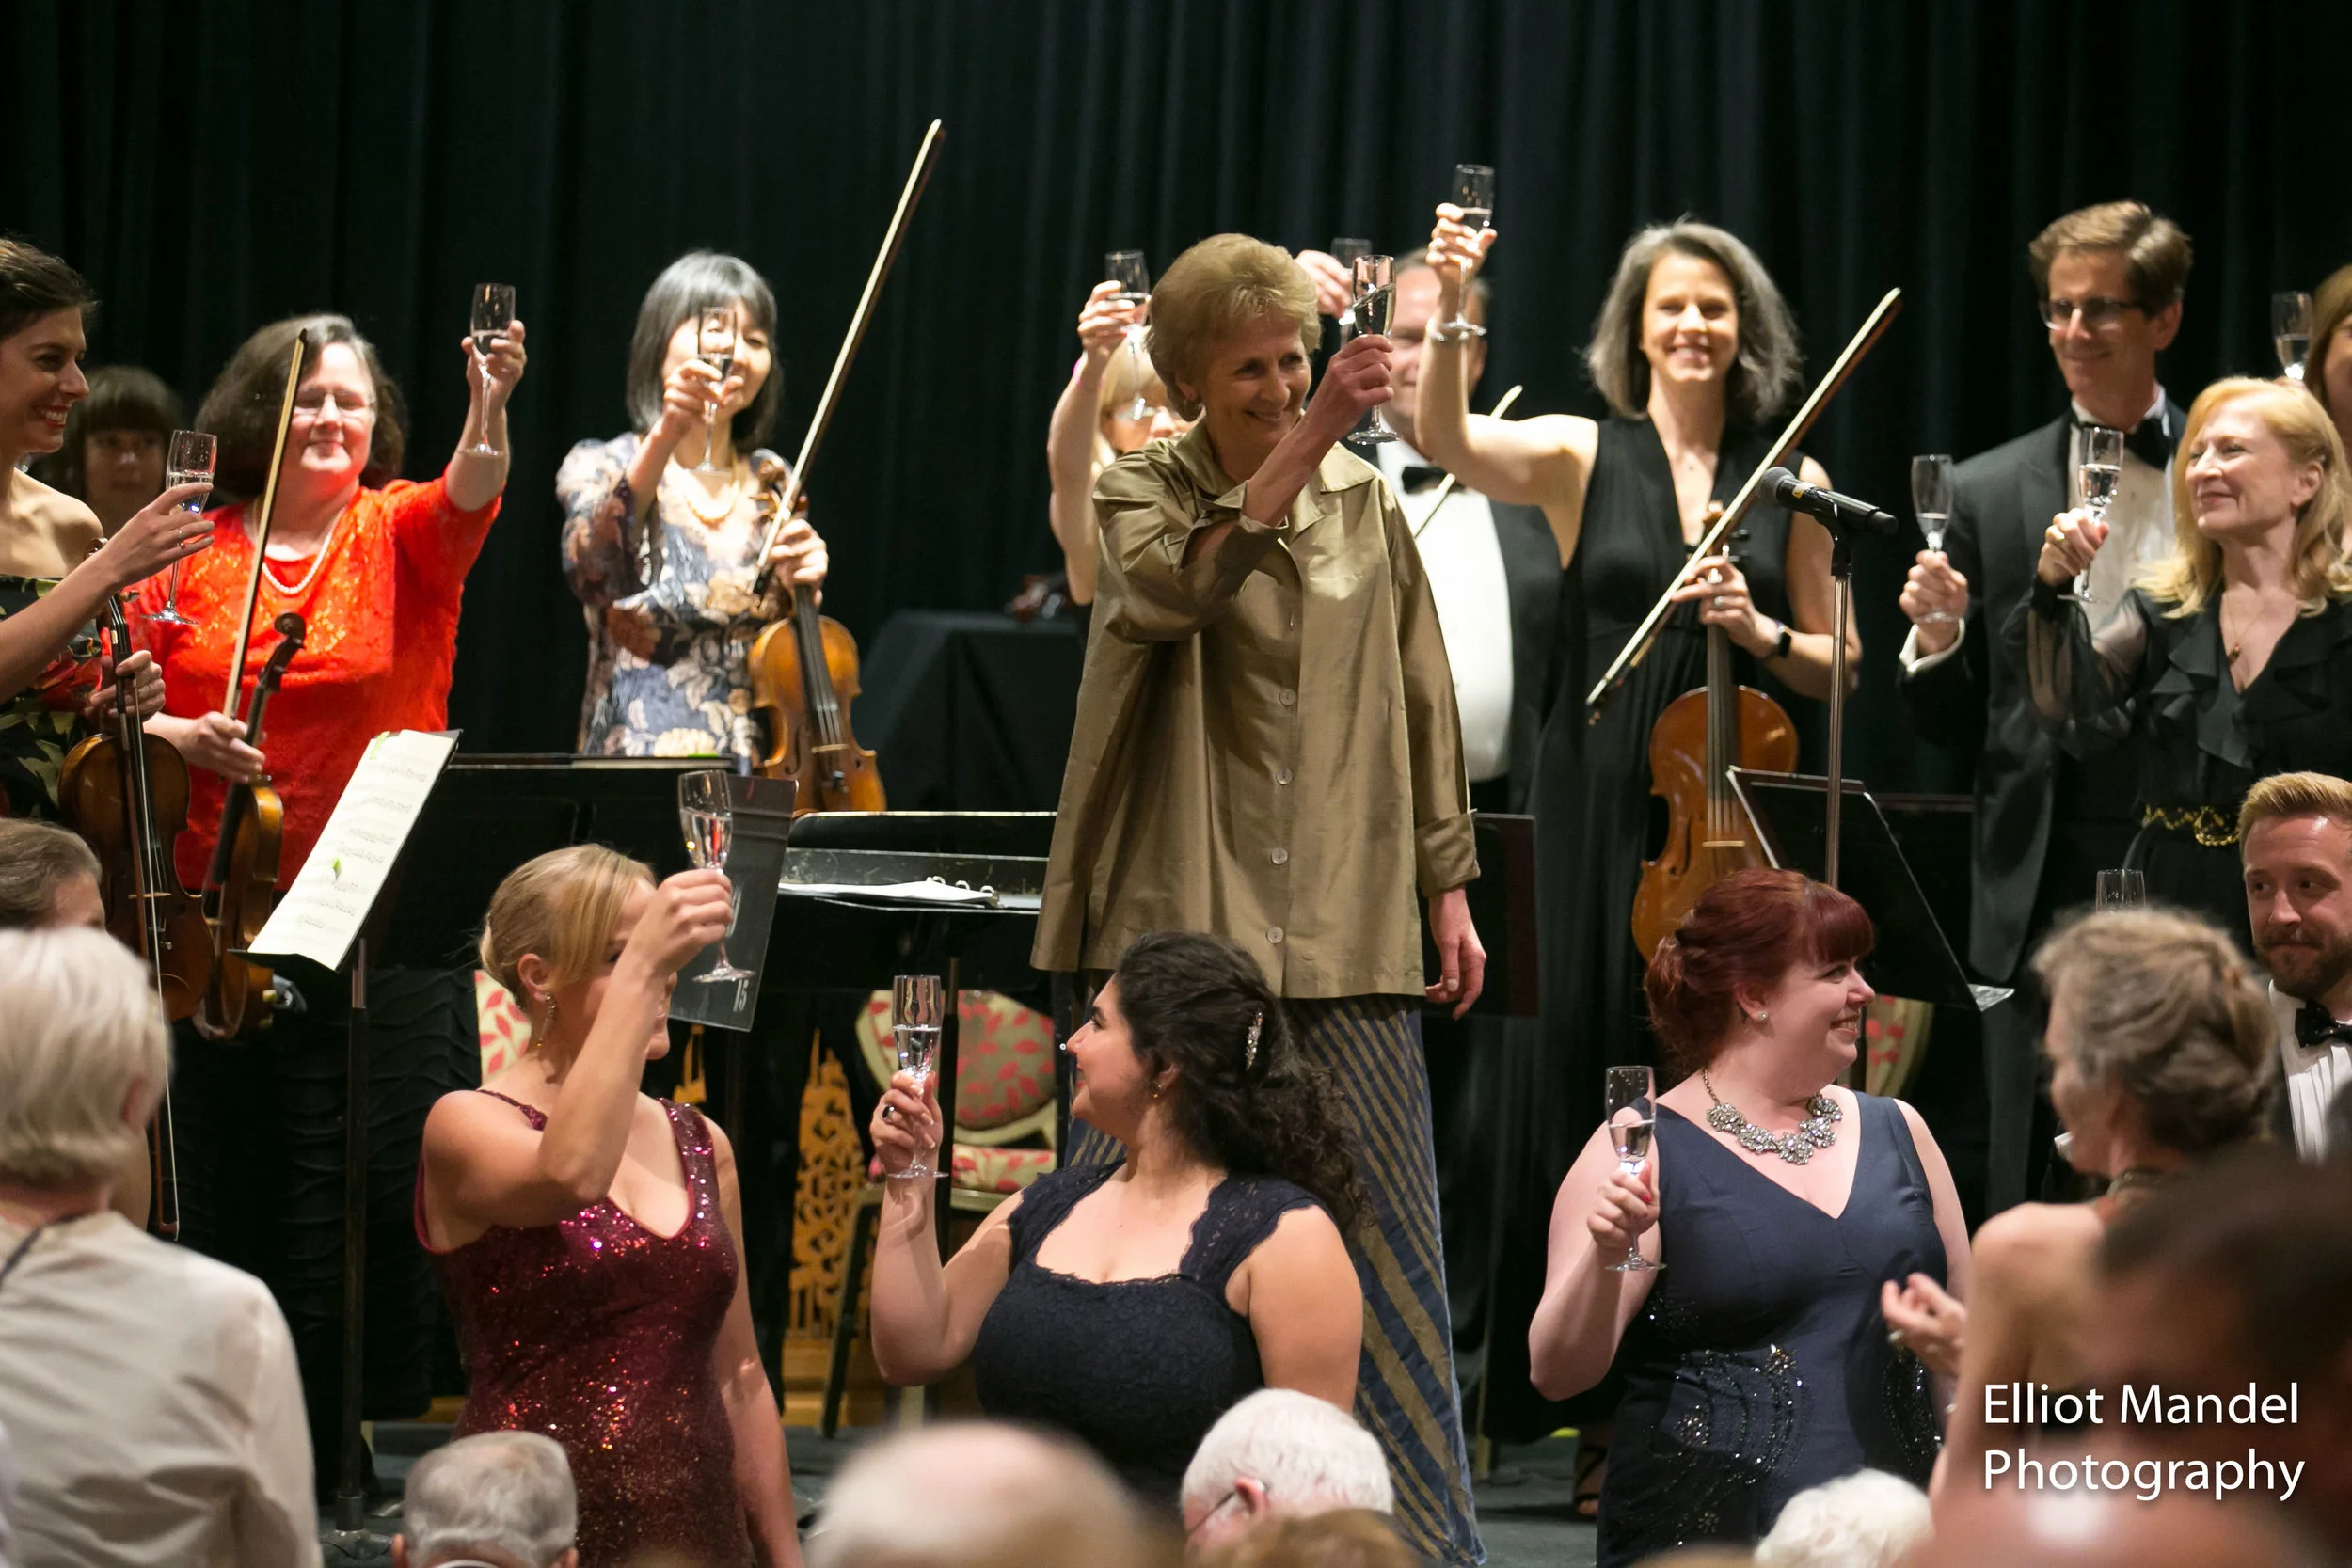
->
[[1375, 440, 1514, 784], [0, 1212, 319, 1567], [1899, 387, 2175, 675], [2269, 983, 2350, 1161]]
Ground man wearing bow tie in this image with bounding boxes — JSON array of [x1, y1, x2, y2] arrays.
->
[[1896, 200, 2193, 1212], [2240, 772, 2352, 1160]]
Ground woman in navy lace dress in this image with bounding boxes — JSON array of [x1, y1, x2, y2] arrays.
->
[[864, 930, 1365, 1511], [1530, 870, 1974, 1567]]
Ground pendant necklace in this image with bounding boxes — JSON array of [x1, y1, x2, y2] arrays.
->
[[1701, 1069, 1842, 1165]]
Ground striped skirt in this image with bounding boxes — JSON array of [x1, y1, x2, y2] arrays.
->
[[1071, 995, 1483, 1564]]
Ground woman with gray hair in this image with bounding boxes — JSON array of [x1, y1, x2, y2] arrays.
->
[[0, 928, 316, 1565], [395, 1432, 578, 1568], [1415, 208, 1859, 1469]]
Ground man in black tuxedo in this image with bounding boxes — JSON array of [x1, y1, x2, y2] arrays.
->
[[1897, 200, 2192, 1212]]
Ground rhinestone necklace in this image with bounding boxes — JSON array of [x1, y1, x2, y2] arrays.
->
[[1701, 1069, 1842, 1165]]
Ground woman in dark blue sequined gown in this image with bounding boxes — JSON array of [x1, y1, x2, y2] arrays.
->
[[1530, 870, 1973, 1567]]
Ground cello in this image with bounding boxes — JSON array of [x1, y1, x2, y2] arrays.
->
[[58, 591, 211, 1236], [1629, 516, 1797, 961], [195, 613, 305, 1040], [746, 119, 943, 813]]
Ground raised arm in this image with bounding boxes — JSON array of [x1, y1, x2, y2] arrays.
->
[[1048, 282, 1138, 606], [863, 1073, 1021, 1386], [1529, 1123, 1661, 1398], [1417, 205, 1597, 564], [444, 321, 526, 513]]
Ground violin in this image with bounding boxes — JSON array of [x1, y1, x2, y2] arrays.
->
[[58, 592, 207, 1237], [1629, 517, 1797, 962], [744, 119, 940, 813], [195, 613, 305, 1040]]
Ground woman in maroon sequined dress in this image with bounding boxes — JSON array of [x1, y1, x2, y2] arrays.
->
[[417, 846, 803, 1567]]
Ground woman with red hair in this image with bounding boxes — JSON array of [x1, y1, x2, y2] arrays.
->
[[1527, 869, 1972, 1567]]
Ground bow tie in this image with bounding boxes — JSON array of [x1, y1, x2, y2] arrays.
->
[[2295, 1001, 2352, 1050], [2074, 410, 2174, 471], [1400, 464, 1448, 493]]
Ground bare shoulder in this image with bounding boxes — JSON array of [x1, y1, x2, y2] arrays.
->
[[1972, 1201, 2103, 1291], [1799, 452, 1833, 488], [422, 1086, 530, 1152], [2, 470, 101, 575]]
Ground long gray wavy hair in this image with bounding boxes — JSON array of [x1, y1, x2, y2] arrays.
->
[[1585, 220, 1803, 427]]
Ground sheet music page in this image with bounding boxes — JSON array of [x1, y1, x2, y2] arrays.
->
[[247, 730, 457, 970]]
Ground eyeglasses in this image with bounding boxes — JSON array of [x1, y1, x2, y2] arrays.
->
[[292, 389, 375, 420], [2041, 295, 2146, 332]]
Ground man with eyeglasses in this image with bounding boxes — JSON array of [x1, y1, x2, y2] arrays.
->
[[1895, 200, 2191, 1215]]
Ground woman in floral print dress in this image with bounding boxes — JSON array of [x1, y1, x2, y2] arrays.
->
[[561, 252, 829, 763]]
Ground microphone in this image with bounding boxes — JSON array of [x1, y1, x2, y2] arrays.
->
[[1761, 467, 1897, 534]]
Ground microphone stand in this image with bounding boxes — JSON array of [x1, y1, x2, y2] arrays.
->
[[1823, 525, 1856, 887]]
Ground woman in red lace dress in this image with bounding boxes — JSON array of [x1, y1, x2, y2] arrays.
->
[[418, 847, 803, 1567]]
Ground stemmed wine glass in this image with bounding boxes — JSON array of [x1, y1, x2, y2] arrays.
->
[[2095, 869, 2147, 910], [1910, 453, 1956, 625], [2066, 424, 2123, 605], [2274, 291, 2314, 381], [1330, 238, 1371, 334], [1105, 251, 1152, 420], [1603, 1065, 1661, 1274], [1350, 254, 1398, 443], [676, 769, 754, 983], [891, 974, 946, 1180], [146, 430, 215, 626], [468, 284, 516, 459], [695, 309, 739, 473], [1439, 164, 1493, 338]]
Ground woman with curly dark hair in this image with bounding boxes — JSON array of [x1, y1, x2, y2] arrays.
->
[[865, 929, 1364, 1511]]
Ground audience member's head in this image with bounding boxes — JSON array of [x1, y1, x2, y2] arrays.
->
[[807, 1422, 1169, 1568], [0, 821, 104, 931], [1072, 931, 1364, 1229], [1645, 868, 1874, 1084], [2241, 770, 2352, 1005], [2090, 1149, 2352, 1554], [0, 928, 166, 1197], [1181, 1390, 1391, 1549], [2028, 908, 2273, 1176], [1754, 1469, 1930, 1567], [2026, 200, 2189, 423], [1194, 1508, 1421, 1568], [392, 1431, 578, 1568]]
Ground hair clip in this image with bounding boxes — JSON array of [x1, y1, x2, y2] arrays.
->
[[1245, 1010, 1263, 1069]]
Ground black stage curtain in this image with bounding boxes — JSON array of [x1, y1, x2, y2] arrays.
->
[[9, 2, 2349, 785]]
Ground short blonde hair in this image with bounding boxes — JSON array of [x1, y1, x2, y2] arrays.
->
[[0, 929, 168, 1186], [478, 846, 654, 1036], [1146, 235, 1318, 421], [2239, 770, 2352, 844], [2030, 909, 2274, 1156], [2137, 377, 2352, 617]]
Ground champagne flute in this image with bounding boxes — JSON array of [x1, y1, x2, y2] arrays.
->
[[676, 769, 754, 982], [695, 309, 739, 473], [1350, 254, 1398, 443], [1439, 164, 1494, 338], [1331, 238, 1371, 334], [2067, 424, 2123, 605], [891, 974, 946, 1180], [1910, 453, 1957, 625], [2095, 869, 2146, 910], [2274, 291, 2313, 381], [1603, 1065, 1661, 1274], [146, 430, 215, 626], [1105, 250, 1152, 420], [468, 284, 516, 458]]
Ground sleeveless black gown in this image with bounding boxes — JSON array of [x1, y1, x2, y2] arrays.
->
[[1598, 1096, 1945, 1565], [1483, 417, 1806, 1439]]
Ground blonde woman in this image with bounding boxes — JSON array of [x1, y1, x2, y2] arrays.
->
[[1913, 908, 2274, 1502], [415, 848, 801, 1568], [2014, 377, 2352, 948], [1035, 232, 1485, 1564], [1044, 278, 1191, 624]]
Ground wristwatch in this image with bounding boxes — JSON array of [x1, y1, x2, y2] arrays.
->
[[1770, 621, 1793, 660]]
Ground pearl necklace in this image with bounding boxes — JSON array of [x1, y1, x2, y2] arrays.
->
[[257, 510, 342, 598], [1701, 1069, 1842, 1165]]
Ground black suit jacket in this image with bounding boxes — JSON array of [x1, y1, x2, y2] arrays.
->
[[1487, 501, 1565, 814], [1898, 402, 2185, 979]]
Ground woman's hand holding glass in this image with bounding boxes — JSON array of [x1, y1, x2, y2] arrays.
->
[[1305, 331, 1394, 444], [2034, 507, 2109, 588], [649, 356, 736, 453], [93, 481, 214, 594], [1076, 279, 1142, 364], [623, 867, 737, 981], [1586, 1163, 1659, 1259], [1426, 203, 1498, 306], [868, 1070, 943, 1180], [464, 318, 528, 415]]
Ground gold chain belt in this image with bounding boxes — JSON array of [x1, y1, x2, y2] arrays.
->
[[2141, 804, 2239, 847]]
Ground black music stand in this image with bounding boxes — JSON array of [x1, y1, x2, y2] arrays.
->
[[1729, 769, 2010, 1013]]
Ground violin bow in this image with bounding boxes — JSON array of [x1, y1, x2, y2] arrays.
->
[[1584, 288, 1903, 721], [752, 119, 946, 599], [1411, 385, 1524, 539], [220, 330, 311, 716]]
